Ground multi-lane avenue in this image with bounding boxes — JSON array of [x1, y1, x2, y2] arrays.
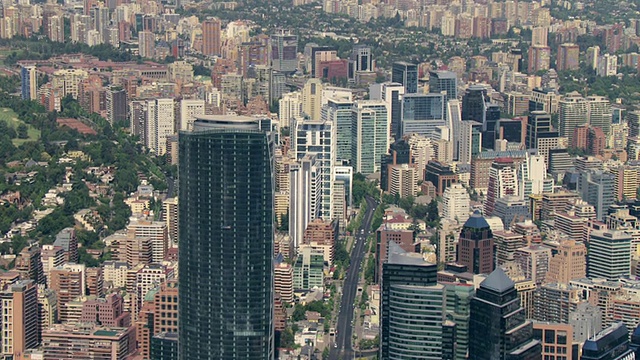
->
[[330, 196, 378, 360]]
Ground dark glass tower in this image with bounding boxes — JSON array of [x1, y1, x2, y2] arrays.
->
[[469, 268, 541, 360], [392, 61, 418, 94], [429, 70, 458, 101], [178, 116, 275, 360]]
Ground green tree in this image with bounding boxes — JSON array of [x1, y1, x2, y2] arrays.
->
[[17, 124, 28, 139]]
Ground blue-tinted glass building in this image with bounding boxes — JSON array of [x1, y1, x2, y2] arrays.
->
[[392, 62, 418, 94], [178, 116, 274, 360], [429, 70, 458, 101], [401, 93, 446, 138]]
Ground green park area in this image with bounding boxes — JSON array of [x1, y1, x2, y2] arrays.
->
[[0, 107, 41, 145]]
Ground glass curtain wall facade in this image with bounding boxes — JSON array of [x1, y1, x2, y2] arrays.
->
[[178, 117, 274, 360]]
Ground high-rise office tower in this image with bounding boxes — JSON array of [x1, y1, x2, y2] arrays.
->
[[391, 61, 418, 94], [458, 120, 482, 164], [469, 268, 541, 359], [587, 229, 631, 280], [351, 100, 389, 175], [429, 70, 458, 101], [92, 6, 110, 43], [380, 244, 443, 359], [442, 183, 470, 224], [21, 65, 37, 101], [587, 96, 612, 135], [322, 98, 353, 163], [178, 116, 274, 359], [446, 99, 462, 159], [484, 158, 519, 216], [556, 43, 580, 71], [351, 45, 373, 72], [526, 111, 553, 149], [369, 82, 404, 141], [457, 210, 494, 275], [270, 29, 298, 74], [400, 93, 446, 138], [0, 280, 39, 358], [443, 283, 474, 360], [106, 87, 127, 125], [577, 170, 615, 221], [202, 18, 221, 57], [292, 116, 336, 219], [461, 85, 500, 148], [559, 92, 588, 145]]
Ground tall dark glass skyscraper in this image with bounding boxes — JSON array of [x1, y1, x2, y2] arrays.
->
[[392, 61, 418, 94], [178, 116, 275, 360], [469, 268, 541, 360]]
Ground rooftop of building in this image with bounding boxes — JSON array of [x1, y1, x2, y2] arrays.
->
[[480, 267, 515, 293], [463, 210, 490, 230]]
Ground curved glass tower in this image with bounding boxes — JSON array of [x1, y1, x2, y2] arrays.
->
[[178, 116, 274, 359]]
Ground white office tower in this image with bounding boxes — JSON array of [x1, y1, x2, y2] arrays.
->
[[519, 153, 554, 199], [292, 117, 336, 219], [179, 99, 205, 131], [206, 88, 221, 107], [302, 79, 323, 121], [588, 96, 612, 135], [351, 100, 389, 175], [369, 82, 404, 139], [596, 53, 617, 77], [446, 99, 462, 160], [442, 183, 470, 224], [407, 134, 434, 179], [289, 155, 321, 249], [133, 99, 175, 156], [458, 120, 482, 164], [278, 91, 302, 128]]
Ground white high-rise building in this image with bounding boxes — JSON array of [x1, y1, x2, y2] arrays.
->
[[289, 155, 321, 248], [596, 53, 617, 77], [458, 120, 482, 164], [559, 92, 588, 145], [278, 91, 302, 128], [519, 153, 554, 199], [586, 46, 600, 70], [369, 82, 403, 140], [292, 117, 336, 219], [146, 99, 175, 155], [442, 183, 470, 224], [351, 100, 389, 175], [588, 96, 612, 135], [179, 99, 205, 131], [446, 99, 462, 160], [407, 134, 434, 179]]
